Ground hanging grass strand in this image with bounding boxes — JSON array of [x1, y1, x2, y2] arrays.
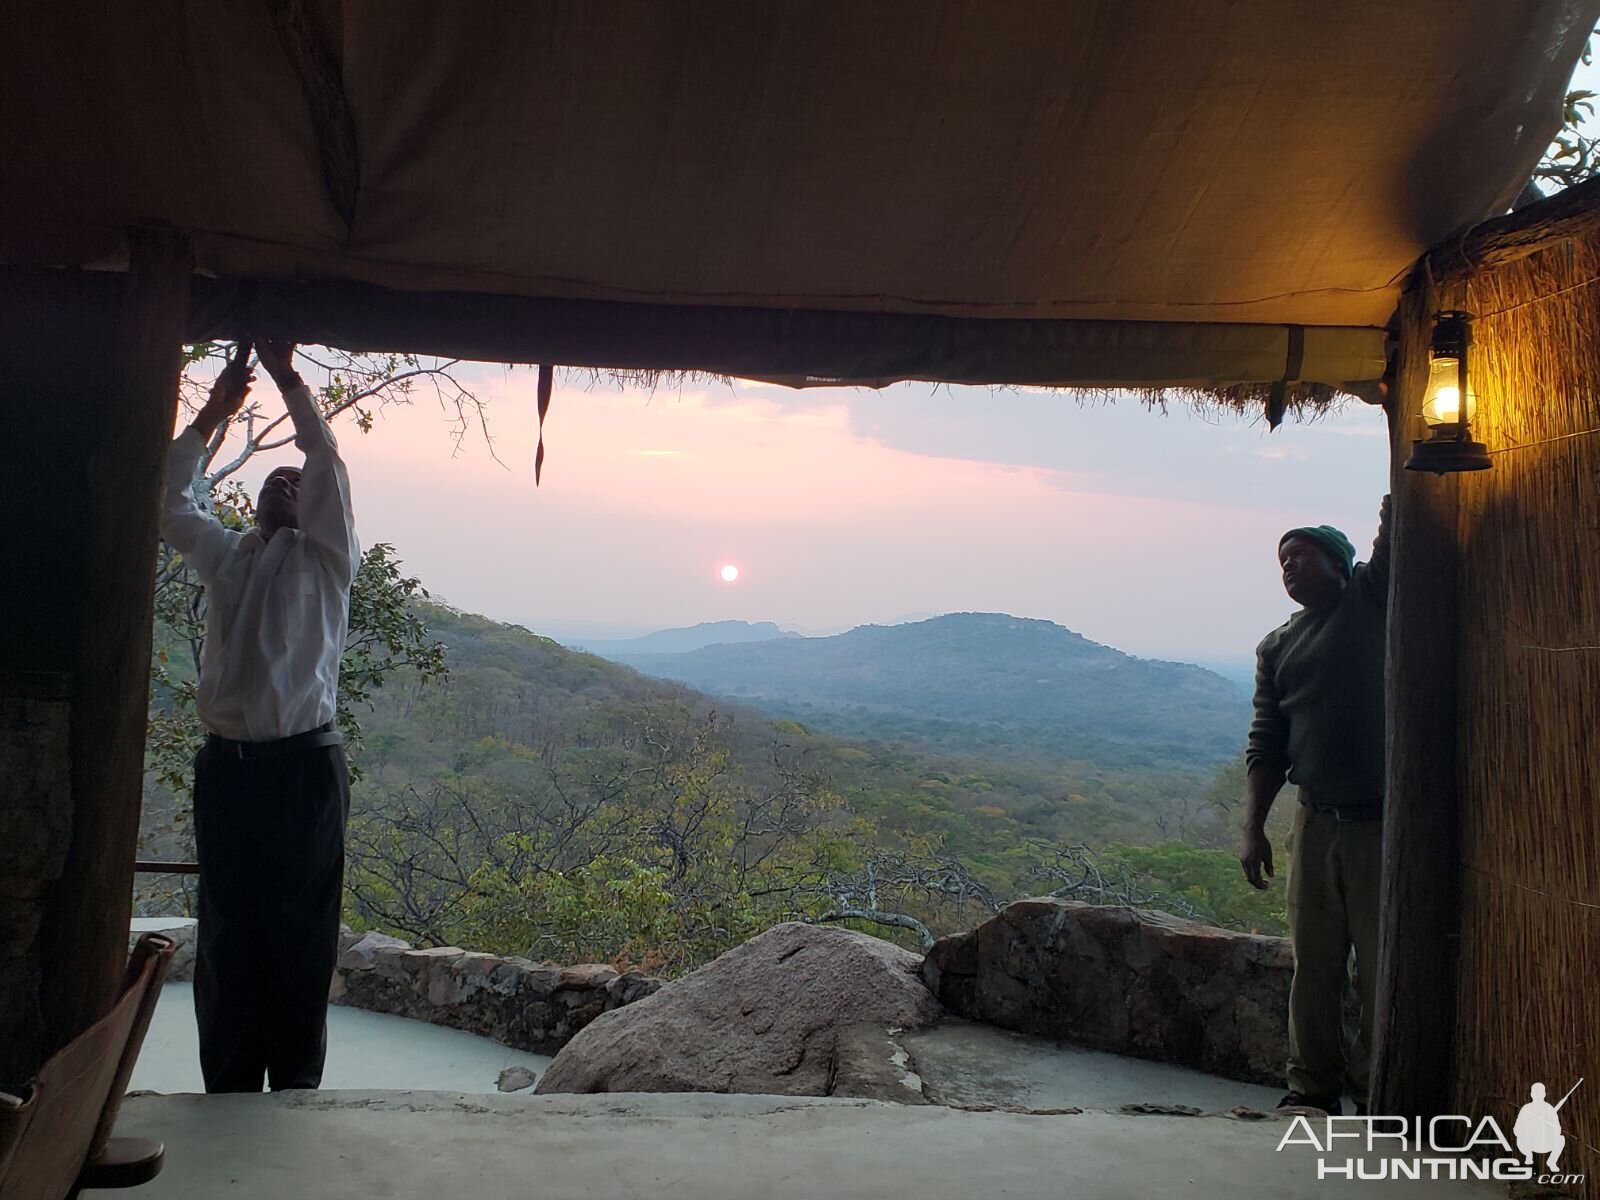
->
[[535, 363, 553, 486]]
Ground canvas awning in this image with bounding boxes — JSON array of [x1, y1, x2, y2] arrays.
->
[[2, 1, 1595, 387]]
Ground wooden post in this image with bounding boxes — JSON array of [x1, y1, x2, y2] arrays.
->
[[0, 231, 190, 1084], [1371, 281, 1462, 1117]]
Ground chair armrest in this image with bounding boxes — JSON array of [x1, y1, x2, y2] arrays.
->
[[76, 1136, 165, 1190]]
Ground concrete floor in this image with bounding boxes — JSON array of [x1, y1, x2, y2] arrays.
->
[[906, 1020, 1284, 1112], [87, 1090, 1502, 1200], [132, 988, 1275, 1111], [110, 980, 1498, 1198], [133, 983, 550, 1094], [131, 917, 197, 932]]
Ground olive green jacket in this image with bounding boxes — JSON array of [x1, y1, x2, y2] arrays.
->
[[1246, 497, 1392, 807]]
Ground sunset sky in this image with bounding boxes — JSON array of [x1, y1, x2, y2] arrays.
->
[[219, 361, 1392, 667]]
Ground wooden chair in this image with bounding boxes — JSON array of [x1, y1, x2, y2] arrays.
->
[[0, 932, 176, 1200]]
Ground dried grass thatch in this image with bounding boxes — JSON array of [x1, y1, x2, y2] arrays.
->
[[1403, 218, 1600, 1192], [578, 365, 1351, 424]]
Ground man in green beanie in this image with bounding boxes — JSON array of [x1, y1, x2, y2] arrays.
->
[[1239, 495, 1391, 1116]]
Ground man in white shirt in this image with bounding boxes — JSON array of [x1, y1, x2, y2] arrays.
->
[[161, 340, 359, 1092]]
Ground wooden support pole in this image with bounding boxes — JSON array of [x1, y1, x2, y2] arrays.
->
[[1371, 281, 1462, 1117], [0, 233, 190, 1084]]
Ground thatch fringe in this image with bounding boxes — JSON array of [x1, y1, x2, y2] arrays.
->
[[572, 366, 1350, 423]]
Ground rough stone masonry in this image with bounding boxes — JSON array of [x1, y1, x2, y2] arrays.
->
[[921, 899, 1292, 1085]]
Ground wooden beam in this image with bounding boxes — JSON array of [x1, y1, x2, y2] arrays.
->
[[0, 235, 190, 1083], [267, 0, 359, 231], [1427, 174, 1600, 283], [1370, 280, 1461, 1117], [133, 861, 200, 876], [185, 276, 1386, 390]]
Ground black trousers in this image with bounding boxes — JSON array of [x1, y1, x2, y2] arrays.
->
[[192, 735, 349, 1092]]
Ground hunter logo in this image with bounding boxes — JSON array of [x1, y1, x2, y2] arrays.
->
[[1514, 1080, 1582, 1173], [1277, 1079, 1585, 1186]]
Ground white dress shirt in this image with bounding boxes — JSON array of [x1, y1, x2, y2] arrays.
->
[[161, 385, 360, 742]]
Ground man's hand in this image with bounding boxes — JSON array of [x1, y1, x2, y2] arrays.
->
[[257, 339, 302, 391], [1239, 826, 1274, 891], [191, 361, 255, 439]]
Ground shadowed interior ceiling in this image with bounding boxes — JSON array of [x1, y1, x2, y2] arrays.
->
[[3, 1, 1596, 386]]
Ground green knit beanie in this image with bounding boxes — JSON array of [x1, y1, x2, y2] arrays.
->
[[1279, 524, 1356, 578]]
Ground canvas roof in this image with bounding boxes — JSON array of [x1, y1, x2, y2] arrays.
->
[[2, 1, 1596, 388]]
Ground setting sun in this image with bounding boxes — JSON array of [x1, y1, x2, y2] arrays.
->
[[719, 564, 740, 583]]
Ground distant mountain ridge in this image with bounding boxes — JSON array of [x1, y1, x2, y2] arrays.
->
[[567, 619, 800, 657], [613, 612, 1249, 768]]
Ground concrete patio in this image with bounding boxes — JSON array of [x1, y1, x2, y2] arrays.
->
[[127, 977, 1285, 1111], [104, 941, 1499, 1198], [85, 1090, 1502, 1200], [905, 1020, 1284, 1112], [132, 983, 550, 1094], [105, 992, 1498, 1200]]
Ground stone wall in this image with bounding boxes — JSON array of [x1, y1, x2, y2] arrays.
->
[[129, 921, 664, 1055], [921, 899, 1292, 1085], [333, 932, 664, 1054], [135, 902, 1291, 1083]]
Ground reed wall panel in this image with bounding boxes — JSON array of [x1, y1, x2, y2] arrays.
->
[[1449, 231, 1600, 1191]]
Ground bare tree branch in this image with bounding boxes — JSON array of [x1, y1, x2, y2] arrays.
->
[[808, 908, 934, 949]]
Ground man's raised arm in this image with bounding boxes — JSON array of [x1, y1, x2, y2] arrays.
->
[[161, 361, 252, 580], [258, 340, 360, 585], [1358, 493, 1393, 605]]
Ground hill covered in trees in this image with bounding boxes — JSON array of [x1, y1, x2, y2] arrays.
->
[[563, 619, 801, 657], [611, 612, 1249, 770], [141, 604, 1286, 972], [363, 606, 1244, 843], [140, 349, 1280, 975]]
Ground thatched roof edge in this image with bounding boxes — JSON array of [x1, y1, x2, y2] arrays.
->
[[574, 367, 1358, 421]]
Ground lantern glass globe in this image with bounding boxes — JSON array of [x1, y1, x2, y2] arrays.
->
[[1421, 356, 1476, 427]]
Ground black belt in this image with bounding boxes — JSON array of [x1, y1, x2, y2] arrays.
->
[[1301, 801, 1383, 822], [206, 722, 343, 760]]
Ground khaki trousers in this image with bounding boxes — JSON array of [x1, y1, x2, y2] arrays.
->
[[1285, 798, 1382, 1104]]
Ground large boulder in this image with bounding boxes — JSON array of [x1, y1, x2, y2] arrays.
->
[[536, 922, 942, 1097], [921, 899, 1292, 1085]]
